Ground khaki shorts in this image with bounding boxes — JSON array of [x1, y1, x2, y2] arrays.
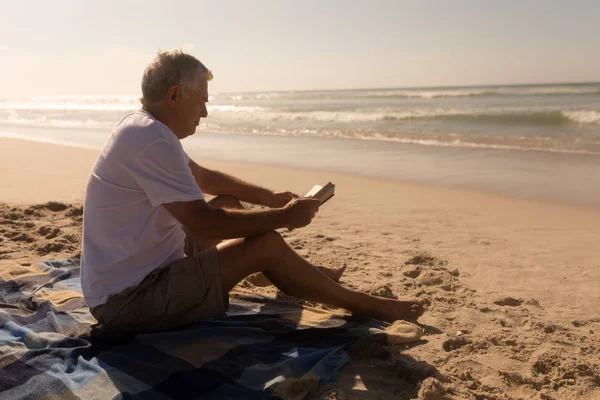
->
[[90, 228, 228, 334]]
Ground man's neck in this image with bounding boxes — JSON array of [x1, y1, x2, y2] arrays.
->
[[141, 103, 167, 125], [141, 103, 182, 139]]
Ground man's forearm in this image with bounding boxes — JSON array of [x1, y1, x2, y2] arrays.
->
[[206, 169, 273, 205], [189, 206, 288, 241], [190, 162, 274, 206]]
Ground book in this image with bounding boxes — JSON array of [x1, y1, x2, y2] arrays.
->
[[285, 182, 335, 232], [304, 182, 335, 205]]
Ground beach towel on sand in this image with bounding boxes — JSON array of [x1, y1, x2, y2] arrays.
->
[[0, 258, 412, 399]]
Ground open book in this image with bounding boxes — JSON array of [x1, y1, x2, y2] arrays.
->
[[304, 182, 335, 205], [284, 182, 335, 232]]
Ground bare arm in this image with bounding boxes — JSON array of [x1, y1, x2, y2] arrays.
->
[[188, 159, 296, 208], [163, 197, 320, 241]]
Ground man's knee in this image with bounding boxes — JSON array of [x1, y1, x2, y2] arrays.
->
[[209, 194, 243, 210], [248, 230, 286, 256]]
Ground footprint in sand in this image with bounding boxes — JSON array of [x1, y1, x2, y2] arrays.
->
[[442, 336, 472, 352], [417, 271, 447, 287], [571, 317, 600, 327], [405, 251, 448, 268], [36, 202, 69, 212], [493, 297, 523, 307], [366, 283, 397, 299], [66, 207, 83, 217], [5, 213, 22, 221], [36, 242, 74, 256], [38, 226, 61, 239], [10, 233, 35, 243], [402, 265, 422, 278], [62, 234, 79, 244]]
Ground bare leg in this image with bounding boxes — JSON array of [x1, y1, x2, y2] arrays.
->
[[247, 264, 346, 286], [202, 196, 345, 282], [206, 195, 345, 281], [217, 231, 427, 322]]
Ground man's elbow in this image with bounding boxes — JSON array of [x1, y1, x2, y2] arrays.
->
[[184, 208, 226, 241]]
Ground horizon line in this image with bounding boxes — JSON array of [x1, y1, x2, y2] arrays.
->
[[6, 80, 599, 99], [223, 80, 600, 95]]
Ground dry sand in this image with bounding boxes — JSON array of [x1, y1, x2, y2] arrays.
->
[[1, 137, 599, 400]]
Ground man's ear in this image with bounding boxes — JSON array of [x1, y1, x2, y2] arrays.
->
[[165, 85, 180, 107]]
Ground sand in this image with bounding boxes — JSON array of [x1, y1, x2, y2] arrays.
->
[[1, 137, 599, 399]]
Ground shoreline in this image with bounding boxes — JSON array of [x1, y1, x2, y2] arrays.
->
[[4, 126, 600, 157], [4, 122, 600, 156], [2, 134, 600, 211]]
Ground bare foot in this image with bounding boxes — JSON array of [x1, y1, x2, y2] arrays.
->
[[374, 297, 429, 322], [318, 264, 347, 282]]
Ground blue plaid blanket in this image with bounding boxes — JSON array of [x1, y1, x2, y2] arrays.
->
[[0, 259, 387, 399]]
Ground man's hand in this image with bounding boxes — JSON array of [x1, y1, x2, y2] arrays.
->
[[268, 191, 299, 208], [283, 198, 320, 229]]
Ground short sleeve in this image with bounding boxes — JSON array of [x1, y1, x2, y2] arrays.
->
[[131, 140, 204, 207]]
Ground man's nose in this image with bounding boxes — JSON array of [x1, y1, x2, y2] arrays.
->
[[201, 107, 208, 118]]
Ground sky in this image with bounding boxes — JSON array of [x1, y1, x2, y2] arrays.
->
[[1, 0, 599, 97]]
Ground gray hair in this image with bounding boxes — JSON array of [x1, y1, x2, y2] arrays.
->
[[141, 49, 213, 103]]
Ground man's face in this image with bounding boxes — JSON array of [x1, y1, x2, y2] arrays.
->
[[173, 76, 209, 138]]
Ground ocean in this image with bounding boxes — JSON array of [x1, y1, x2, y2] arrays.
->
[[2, 83, 600, 207]]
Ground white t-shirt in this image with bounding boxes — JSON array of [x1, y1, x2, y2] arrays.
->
[[81, 110, 204, 307]]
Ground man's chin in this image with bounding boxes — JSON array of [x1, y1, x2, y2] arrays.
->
[[186, 127, 197, 138]]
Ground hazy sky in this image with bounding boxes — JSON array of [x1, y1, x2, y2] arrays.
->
[[1, 0, 599, 96]]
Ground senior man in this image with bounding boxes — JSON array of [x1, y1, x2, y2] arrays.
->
[[81, 50, 426, 333]]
